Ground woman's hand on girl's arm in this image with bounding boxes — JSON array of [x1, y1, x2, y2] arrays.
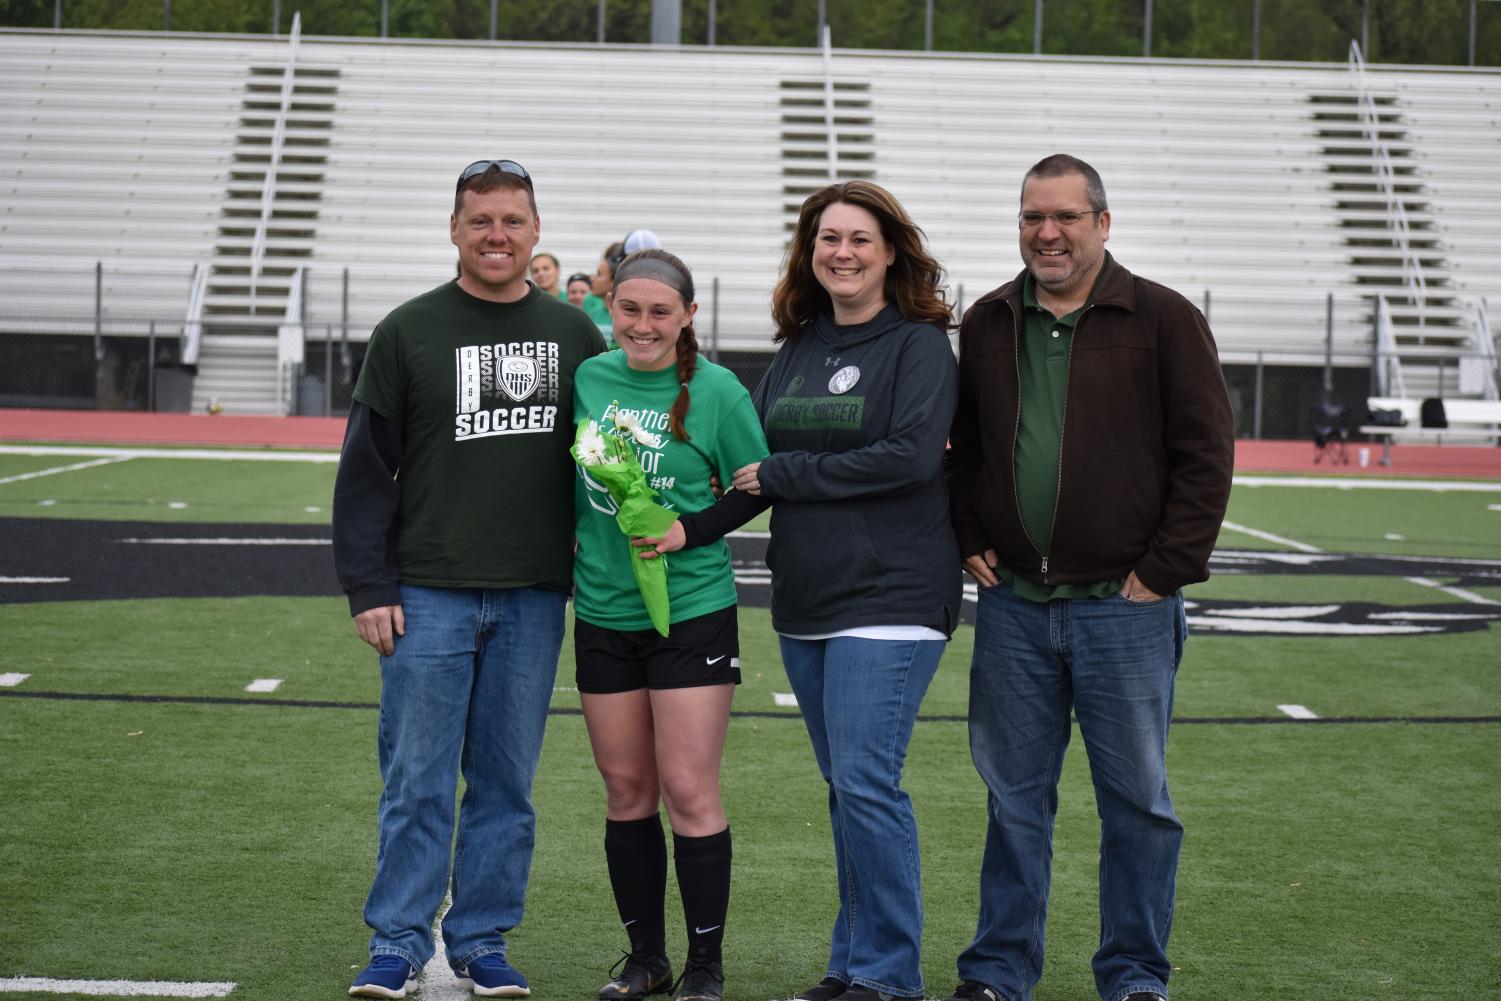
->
[[632, 520, 686, 560]]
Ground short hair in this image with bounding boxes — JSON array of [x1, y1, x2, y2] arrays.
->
[[1022, 154, 1108, 213], [771, 180, 952, 343], [454, 166, 537, 217], [531, 252, 560, 270]]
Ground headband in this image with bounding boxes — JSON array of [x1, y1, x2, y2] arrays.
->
[[613, 256, 693, 303]]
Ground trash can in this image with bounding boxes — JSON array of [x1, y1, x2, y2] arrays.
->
[[153, 367, 194, 412], [297, 374, 326, 416]]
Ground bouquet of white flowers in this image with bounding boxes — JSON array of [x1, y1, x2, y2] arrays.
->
[[571, 406, 680, 636]]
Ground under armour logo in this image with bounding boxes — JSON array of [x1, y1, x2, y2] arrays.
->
[[825, 356, 841, 367]]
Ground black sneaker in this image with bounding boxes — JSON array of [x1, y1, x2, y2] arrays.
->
[[599, 952, 673, 1000], [794, 978, 849, 1001], [840, 986, 923, 1001], [671, 959, 724, 1001], [944, 982, 1005, 1001]]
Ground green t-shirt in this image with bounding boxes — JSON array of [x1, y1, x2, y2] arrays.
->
[[354, 281, 605, 590], [572, 351, 768, 631], [1002, 274, 1123, 602]]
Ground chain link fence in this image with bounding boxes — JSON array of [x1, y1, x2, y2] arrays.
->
[[2, 0, 1498, 65], [7, 311, 1492, 445]]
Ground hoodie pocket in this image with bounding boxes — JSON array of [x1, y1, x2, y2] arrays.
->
[[767, 506, 887, 614]]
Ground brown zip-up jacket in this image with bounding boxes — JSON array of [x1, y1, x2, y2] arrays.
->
[[946, 253, 1234, 596]]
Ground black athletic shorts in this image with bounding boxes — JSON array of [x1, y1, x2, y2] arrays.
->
[[574, 604, 741, 694]]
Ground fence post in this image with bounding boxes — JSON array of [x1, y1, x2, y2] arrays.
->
[[94, 261, 104, 407], [324, 323, 333, 416], [54, 0, 61, 29], [1470, 0, 1478, 67], [489, 0, 498, 40], [1143, 0, 1153, 57], [148, 320, 156, 412], [956, 282, 965, 318], [1324, 292, 1334, 399], [1034, 0, 1043, 53], [381, 0, 388, 37], [273, 0, 280, 34], [341, 266, 352, 385], [924, 0, 933, 50], [597, 0, 605, 43], [707, 0, 715, 44], [1252, 0, 1260, 60], [1253, 351, 1264, 439], [1203, 288, 1211, 323], [164, 0, 170, 32], [710, 276, 720, 363]]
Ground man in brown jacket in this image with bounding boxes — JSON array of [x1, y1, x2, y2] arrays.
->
[[944, 154, 1234, 1001]]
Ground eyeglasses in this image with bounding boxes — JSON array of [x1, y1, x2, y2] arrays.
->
[[1018, 209, 1103, 230], [456, 159, 533, 192]]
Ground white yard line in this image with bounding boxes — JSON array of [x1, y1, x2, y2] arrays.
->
[[1403, 576, 1501, 607], [0, 445, 337, 463], [0, 455, 133, 485], [0, 576, 70, 583], [773, 692, 799, 707], [1219, 520, 1323, 553], [244, 679, 283, 693], [0, 673, 30, 687], [1235, 475, 1501, 493], [1277, 704, 1320, 720], [0, 977, 236, 997]]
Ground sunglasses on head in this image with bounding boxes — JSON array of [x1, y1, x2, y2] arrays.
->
[[456, 159, 533, 191]]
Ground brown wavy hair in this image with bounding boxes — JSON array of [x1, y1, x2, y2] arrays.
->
[[770, 180, 952, 343], [615, 248, 699, 442]]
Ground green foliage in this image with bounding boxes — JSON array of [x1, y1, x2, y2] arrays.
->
[[2, 0, 1496, 65]]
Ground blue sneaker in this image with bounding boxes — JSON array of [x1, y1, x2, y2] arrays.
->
[[456, 953, 531, 997], [349, 954, 418, 998]]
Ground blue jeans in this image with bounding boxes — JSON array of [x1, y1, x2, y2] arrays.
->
[[780, 635, 946, 998], [959, 583, 1186, 1001], [363, 584, 566, 971]]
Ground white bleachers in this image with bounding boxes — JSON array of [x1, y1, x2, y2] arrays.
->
[[3, 28, 1499, 370]]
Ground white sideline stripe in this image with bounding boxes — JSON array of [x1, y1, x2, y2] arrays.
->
[[245, 678, 282, 693], [0, 455, 133, 484], [421, 897, 470, 1001], [0, 673, 30, 687], [1489, 503, 1501, 511], [0, 445, 337, 463], [1403, 576, 1501, 607], [1235, 475, 1501, 493], [727, 529, 770, 538], [117, 538, 331, 546], [0, 576, 70, 583], [1219, 520, 1323, 553], [773, 692, 799, 707], [0, 977, 236, 996], [1277, 704, 1320, 719]]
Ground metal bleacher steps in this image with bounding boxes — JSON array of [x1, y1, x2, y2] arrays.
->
[[3, 28, 1498, 413]]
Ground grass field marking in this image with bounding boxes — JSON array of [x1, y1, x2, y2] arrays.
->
[[1234, 474, 1501, 492], [1219, 519, 1323, 553], [1402, 576, 1501, 607], [0, 455, 133, 485], [773, 692, 799, 707], [0, 976, 237, 996], [417, 897, 471, 1001], [0, 576, 70, 583], [1278, 704, 1320, 719], [116, 537, 332, 546], [0, 672, 30, 686], [1490, 503, 1501, 511], [0, 444, 338, 463], [244, 678, 283, 693]]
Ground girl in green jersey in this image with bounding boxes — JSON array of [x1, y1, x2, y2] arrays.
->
[[571, 249, 767, 1001]]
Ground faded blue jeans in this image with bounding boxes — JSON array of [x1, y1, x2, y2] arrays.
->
[[363, 584, 566, 971], [958, 583, 1187, 1001], [780, 635, 946, 998]]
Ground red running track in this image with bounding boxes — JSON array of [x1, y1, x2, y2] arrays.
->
[[1, 408, 1498, 478]]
